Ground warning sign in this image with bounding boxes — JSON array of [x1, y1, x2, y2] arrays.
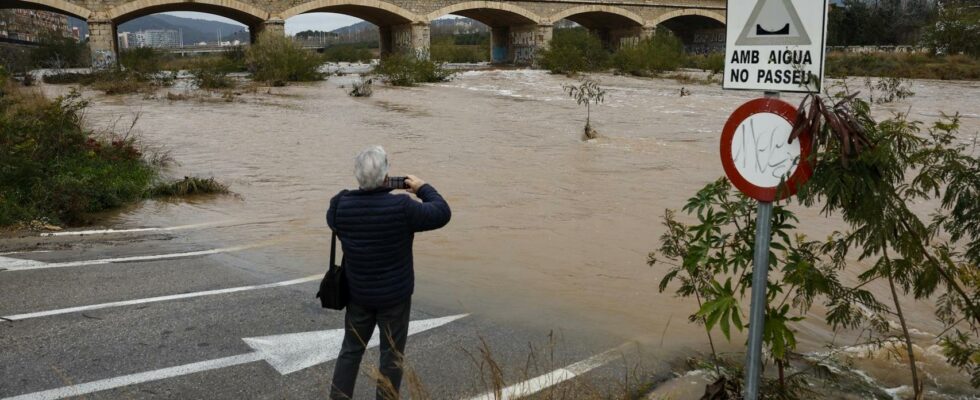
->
[[724, 0, 828, 93]]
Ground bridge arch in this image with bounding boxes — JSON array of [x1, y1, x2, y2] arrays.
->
[[280, 0, 419, 25], [2, 0, 91, 20], [426, 2, 543, 65], [547, 5, 645, 28], [652, 9, 726, 54], [425, 2, 542, 25], [107, 0, 268, 26], [649, 9, 726, 27]]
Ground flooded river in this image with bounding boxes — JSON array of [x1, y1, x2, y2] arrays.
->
[[44, 69, 980, 398]]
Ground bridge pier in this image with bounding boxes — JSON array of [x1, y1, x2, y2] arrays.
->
[[620, 26, 655, 47], [253, 18, 286, 42], [596, 26, 652, 49], [383, 22, 430, 59], [88, 17, 117, 69], [490, 24, 552, 65]]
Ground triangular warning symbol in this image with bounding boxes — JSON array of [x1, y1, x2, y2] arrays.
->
[[735, 0, 811, 46]]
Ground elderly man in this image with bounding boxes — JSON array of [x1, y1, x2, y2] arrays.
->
[[326, 145, 451, 400]]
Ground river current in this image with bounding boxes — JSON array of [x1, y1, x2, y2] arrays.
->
[[43, 68, 980, 398]]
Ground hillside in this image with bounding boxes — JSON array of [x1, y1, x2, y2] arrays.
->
[[69, 14, 248, 45], [300, 17, 489, 45]]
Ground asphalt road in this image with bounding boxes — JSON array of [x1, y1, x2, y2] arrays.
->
[[0, 226, 669, 399]]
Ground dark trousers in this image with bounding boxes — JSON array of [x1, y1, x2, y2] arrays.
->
[[330, 299, 411, 400]]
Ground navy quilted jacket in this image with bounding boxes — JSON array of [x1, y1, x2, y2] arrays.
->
[[326, 184, 451, 308]]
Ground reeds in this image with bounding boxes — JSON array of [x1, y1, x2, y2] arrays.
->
[[148, 176, 230, 197]]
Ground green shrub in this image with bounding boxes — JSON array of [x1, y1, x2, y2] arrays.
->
[[826, 52, 980, 80], [0, 45, 33, 74], [322, 44, 374, 63], [120, 47, 164, 75], [610, 31, 685, 76], [246, 31, 325, 85], [149, 176, 230, 197], [374, 54, 453, 86], [191, 58, 238, 89], [221, 46, 248, 70], [686, 52, 725, 74], [430, 37, 488, 63], [537, 28, 609, 74], [42, 72, 91, 85], [161, 49, 246, 73], [0, 85, 157, 225], [30, 32, 90, 69]]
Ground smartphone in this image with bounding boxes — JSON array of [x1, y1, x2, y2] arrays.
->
[[385, 176, 408, 190]]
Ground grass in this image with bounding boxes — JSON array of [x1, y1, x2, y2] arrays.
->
[[373, 54, 453, 86], [362, 332, 661, 400], [826, 52, 980, 80]]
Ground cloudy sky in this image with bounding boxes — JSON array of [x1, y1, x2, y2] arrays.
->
[[165, 11, 363, 34]]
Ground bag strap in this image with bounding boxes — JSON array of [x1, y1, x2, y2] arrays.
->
[[329, 190, 349, 269]]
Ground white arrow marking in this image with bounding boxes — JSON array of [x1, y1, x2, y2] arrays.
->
[[0, 256, 49, 271], [0, 245, 253, 272], [1, 314, 468, 400], [1, 275, 320, 321], [466, 343, 631, 400]]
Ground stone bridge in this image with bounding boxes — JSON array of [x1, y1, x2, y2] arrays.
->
[[6, 0, 725, 65]]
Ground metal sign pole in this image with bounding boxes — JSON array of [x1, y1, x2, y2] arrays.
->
[[743, 90, 779, 400], [744, 200, 773, 399]]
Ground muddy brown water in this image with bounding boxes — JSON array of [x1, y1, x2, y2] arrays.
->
[[41, 70, 980, 398]]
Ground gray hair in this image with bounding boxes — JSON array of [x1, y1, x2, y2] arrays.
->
[[354, 145, 389, 190]]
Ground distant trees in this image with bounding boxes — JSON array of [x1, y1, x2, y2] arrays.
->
[[828, 0, 936, 46], [294, 30, 338, 41]]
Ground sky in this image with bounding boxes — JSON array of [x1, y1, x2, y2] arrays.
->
[[165, 12, 363, 34], [164, 11, 459, 34]]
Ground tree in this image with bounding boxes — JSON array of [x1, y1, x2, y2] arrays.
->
[[650, 179, 856, 397], [795, 85, 980, 398], [562, 77, 606, 140], [925, 0, 980, 55], [651, 87, 980, 397]]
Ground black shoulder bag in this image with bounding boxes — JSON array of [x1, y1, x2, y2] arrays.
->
[[317, 191, 349, 310]]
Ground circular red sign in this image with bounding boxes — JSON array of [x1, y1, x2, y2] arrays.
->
[[720, 98, 813, 202]]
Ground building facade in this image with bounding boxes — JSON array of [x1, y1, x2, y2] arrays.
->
[[0, 9, 71, 43], [119, 29, 181, 49]]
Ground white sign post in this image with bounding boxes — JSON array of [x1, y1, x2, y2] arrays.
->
[[721, 1, 827, 399], [724, 0, 829, 93]]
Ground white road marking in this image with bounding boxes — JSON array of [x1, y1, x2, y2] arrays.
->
[[39, 222, 227, 237], [0, 256, 49, 270], [0, 251, 50, 256], [1, 275, 320, 321], [1, 314, 468, 400], [0, 245, 253, 272], [466, 344, 631, 400]]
